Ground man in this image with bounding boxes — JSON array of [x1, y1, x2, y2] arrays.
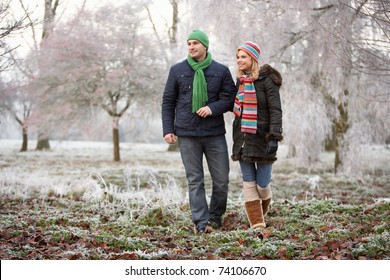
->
[[162, 29, 236, 234]]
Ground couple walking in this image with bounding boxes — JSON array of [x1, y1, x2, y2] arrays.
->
[[162, 29, 283, 234]]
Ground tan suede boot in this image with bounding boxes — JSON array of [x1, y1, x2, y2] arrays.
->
[[257, 185, 272, 216], [244, 200, 266, 229], [243, 181, 266, 229]]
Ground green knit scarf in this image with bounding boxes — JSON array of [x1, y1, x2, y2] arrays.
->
[[187, 52, 212, 113]]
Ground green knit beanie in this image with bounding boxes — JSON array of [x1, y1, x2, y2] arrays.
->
[[187, 29, 209, 49]]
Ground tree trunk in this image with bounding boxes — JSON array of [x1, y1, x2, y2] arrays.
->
[[169, 0, 178, 45], [332, 3, 356, 174], [34, 0, 59, 149], [334, 89, 349, 173], [324, 128, 337, 152], [287, 144, 296, 158], [36, 133, 50, 150], [20, 127, 28, 152], [112, 116, 121, 162], [113, 127, 120, 162], [42, 0, 59, 39]]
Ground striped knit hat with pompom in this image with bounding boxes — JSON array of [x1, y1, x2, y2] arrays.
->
[[238, 41, 260, 63]]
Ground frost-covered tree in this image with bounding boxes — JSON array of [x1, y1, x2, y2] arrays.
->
[[180, 0, 389, 174], [1, 0, 62, 151], [34, 0, 60, 150], [3, 0, 387, 174], [0, 77, 32, 151], [0, 1, 35, 151], [309, 0, 390, 173], [32, 2, 165, 161], [301, 1, 388, 174], [181, 0, 335, 171], [0, 0, 30, 72]]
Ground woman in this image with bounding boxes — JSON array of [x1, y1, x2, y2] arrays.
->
[[231, 41, 283, 229]]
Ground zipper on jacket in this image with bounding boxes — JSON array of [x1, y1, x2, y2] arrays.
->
[[241, 133, 247, 149]]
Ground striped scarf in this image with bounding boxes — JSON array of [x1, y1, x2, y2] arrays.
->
[[233, 76, 257, 134]]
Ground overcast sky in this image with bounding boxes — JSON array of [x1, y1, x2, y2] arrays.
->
[[7, 0, 172, 58]]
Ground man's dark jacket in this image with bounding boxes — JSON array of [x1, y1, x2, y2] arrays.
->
[[162, 59, 236, 137]]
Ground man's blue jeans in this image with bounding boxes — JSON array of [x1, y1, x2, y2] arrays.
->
[[239, 161, 272, 188], [178, 135, 229, 231]]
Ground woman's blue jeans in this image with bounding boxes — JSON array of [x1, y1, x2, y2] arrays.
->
[[179, 135, 229, 230], [239, 161, 272, 188]]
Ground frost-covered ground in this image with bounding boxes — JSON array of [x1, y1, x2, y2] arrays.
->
[[0, 139, 389, 260], [0, 139, 187, 203], [1, 139, 389, 203]]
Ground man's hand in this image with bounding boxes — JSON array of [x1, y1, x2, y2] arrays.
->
[[196, 106, 212, 118], [164, 133, 177, 144]]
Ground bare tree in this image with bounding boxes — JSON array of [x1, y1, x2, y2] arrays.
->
[[0, 1, 34, 151], [182, 0, 389, 174], [335, 0, 390, 79], [34, 0, 59, 150], [31, 2, 164, 161], [314, 0, 390, 172], [0, 0, 30, 72], [3, 0, 387, 173], [146, 0, 180, 151]]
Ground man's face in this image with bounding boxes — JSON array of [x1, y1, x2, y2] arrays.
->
[[187, 40, 207, 61]]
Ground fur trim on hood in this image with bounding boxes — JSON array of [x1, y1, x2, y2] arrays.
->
[[259, 64, 282, 87]]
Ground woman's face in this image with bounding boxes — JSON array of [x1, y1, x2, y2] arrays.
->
[[236, 50, 253, 73]]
